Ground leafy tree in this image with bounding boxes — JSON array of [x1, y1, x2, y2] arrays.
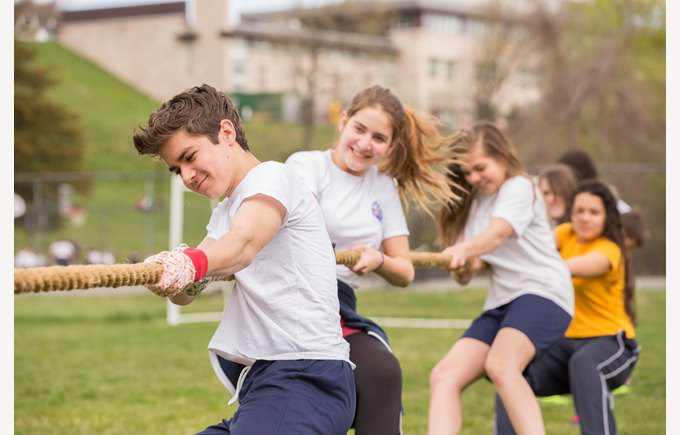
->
[[15, 40, 88, 230], [465, 0, 664, 274], [281, 0, 390, 149], [504, 0, 665, 275], [508, 0, 665, 163], [15, 41, 86, 173]]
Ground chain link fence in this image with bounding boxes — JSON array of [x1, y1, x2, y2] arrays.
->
[[14, 164, 665, 276]]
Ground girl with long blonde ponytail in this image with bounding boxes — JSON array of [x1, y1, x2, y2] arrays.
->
[[283, 85, 463, 434]]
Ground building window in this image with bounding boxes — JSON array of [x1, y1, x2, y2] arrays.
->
[[382, 61, 396, 88], [446, 61, 455, 82], [392, 13, 415, 29], [250, 40, 271, 51], [231, 38, 248, 63], [422, 13, 464, 35], [518, 67, 537, 87], [476, 61, 497, 82], [233, 63, 246, 74], [232, 38, 246, 49], [441, 110, 455, 129], [429, 58, 438, 78], [465, 19, 487, 36]]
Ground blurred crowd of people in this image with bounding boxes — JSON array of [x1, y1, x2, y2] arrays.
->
[[14, 239, 123, 268]]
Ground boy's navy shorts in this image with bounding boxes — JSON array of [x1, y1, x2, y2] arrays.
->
[[197, 359, 355, 435], [462, 293, 572, 360]]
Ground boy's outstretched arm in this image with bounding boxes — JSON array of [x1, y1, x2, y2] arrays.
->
[[203, 194, 286, 277], [152, 194, 286, 303]]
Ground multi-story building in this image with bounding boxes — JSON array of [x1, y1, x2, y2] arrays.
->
[[15, 0, 61, 42], [57, 0, 540, 127]]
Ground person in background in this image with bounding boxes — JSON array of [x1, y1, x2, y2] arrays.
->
[[99, 249, 115, 265], [538, 163, 578, 228], [127, 251, 142, 264], [133, 84, 356, 435], [49, 239, 78, 266], [495, 180, 641, 435], [621, 210, 649, 250], [285, 84, 463, 435], [556, 149, 632, 215], [431, 122, 573, 435], [557, 150, 599, 182], [86, 248, 102, 265], [14, 246, 45, 268]]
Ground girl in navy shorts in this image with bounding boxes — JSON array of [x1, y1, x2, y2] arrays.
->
[[428, 122, 574, 434]]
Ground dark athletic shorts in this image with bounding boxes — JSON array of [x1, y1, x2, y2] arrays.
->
[[197, 359, 355, 435], [462, 293, 572, 360]]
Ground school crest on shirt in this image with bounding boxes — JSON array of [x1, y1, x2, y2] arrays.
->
[[371, 201, 383, 223]]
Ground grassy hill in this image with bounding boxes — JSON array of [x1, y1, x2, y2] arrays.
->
[[28, 42, 160, 171], [27, 41, 337, 170], [15, 42, 336, 260]]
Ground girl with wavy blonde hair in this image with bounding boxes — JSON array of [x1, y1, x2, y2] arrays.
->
[[283, 85, 462, 434]]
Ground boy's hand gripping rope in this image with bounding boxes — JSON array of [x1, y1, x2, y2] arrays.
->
[[13, 250, 454, 294]]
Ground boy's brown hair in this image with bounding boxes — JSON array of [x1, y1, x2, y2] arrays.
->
[[133, 84, 249, 156]]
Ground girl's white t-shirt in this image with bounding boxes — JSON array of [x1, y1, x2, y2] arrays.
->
[[462, 175, 574, 315], [285, 149, 409, 289], [205, 161, 351, 367]]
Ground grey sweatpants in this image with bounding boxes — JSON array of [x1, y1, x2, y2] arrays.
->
[[494, 330, 640, 435]]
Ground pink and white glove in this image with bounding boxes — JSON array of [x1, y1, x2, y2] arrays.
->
[[144, 248, 208, 297], [172, 244, 213, 296]]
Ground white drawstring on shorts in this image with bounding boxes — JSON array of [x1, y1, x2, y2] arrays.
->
[[228, 365, 252, 406]]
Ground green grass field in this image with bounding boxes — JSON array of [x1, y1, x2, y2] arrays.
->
[[15, 288, 665, 434]]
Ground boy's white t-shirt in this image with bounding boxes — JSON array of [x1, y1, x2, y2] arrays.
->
[[285, 149, 409, 289], [462, 176, 574, 315], [205, 161, 351, 367]]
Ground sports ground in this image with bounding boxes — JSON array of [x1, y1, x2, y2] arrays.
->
[[15, 286, 665, 434]]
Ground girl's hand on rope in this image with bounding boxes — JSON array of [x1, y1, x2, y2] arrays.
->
[[468, 256, 484, 274], [451, 256, 482, 285], [350, 246, 384, 276], [442, 243, 468, 271], [143, 247, 208, 297]]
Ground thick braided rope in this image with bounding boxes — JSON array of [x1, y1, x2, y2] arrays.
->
[[14, 250, 452, 294]]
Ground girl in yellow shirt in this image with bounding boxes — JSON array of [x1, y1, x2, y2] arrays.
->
[[495, 180, 641, 435]]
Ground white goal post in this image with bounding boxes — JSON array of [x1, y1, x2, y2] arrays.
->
[[166, 174, 233, 326]]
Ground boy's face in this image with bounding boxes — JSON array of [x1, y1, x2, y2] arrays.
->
[[159, 127, 236, 199]]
